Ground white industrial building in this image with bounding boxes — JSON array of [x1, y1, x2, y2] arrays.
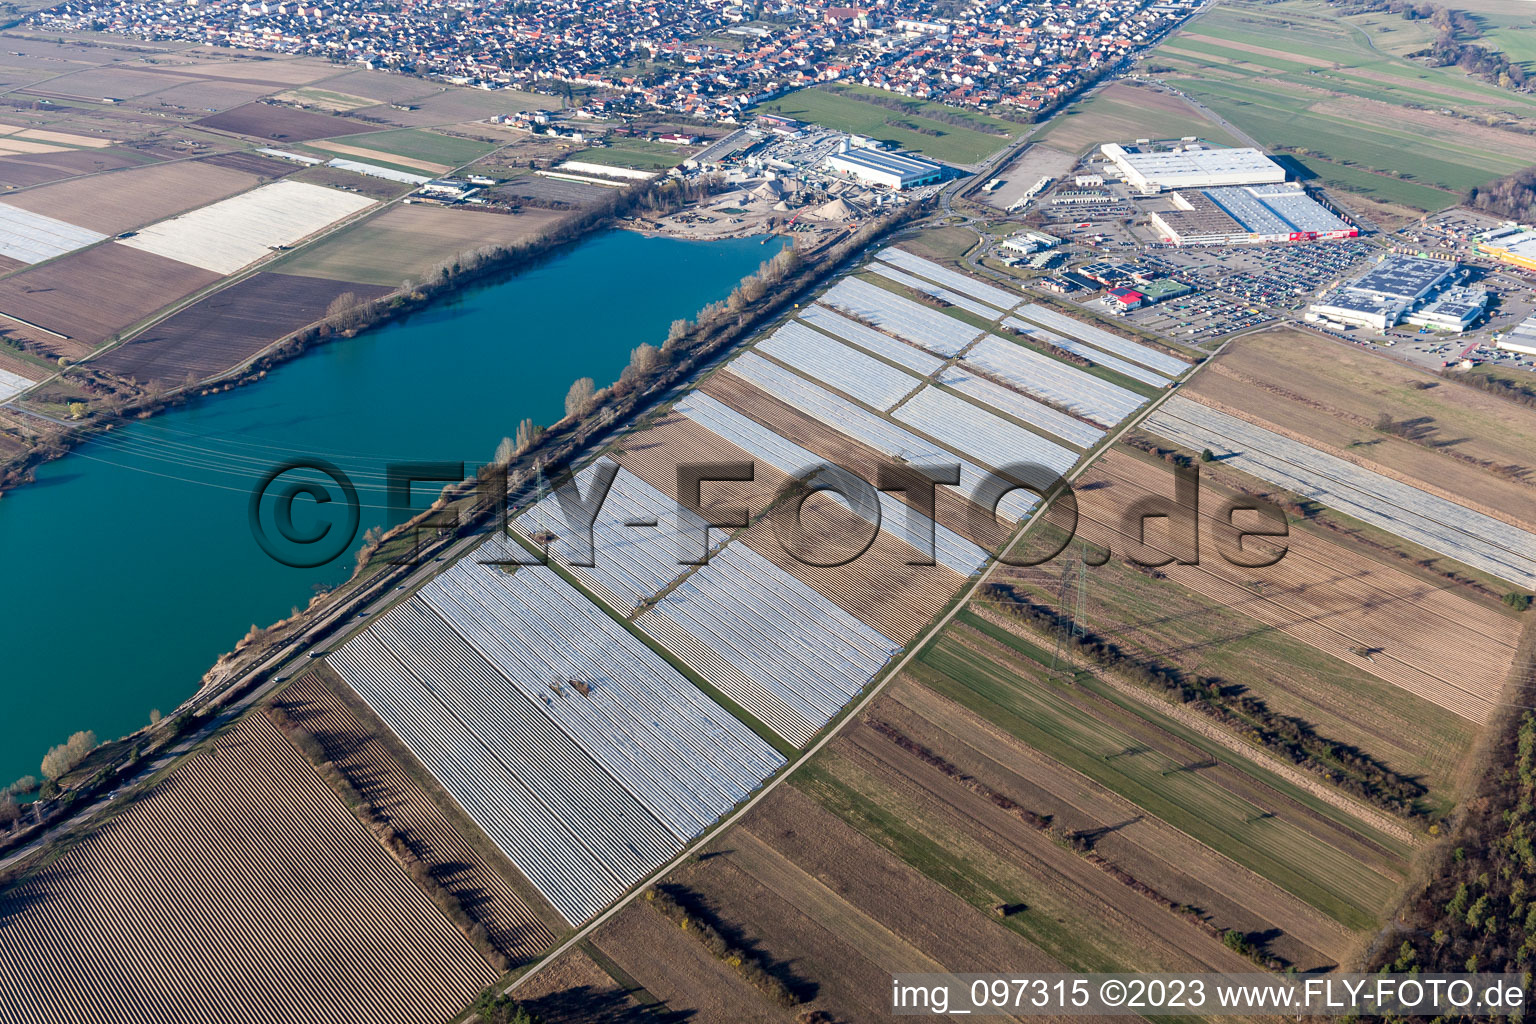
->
[[1404, 285, 1489, 333], [1101, 142, 1286, 194], [1497, 311, 1536, 355], [824, 146, 943, 190], [1306, 255, 1460, 331]]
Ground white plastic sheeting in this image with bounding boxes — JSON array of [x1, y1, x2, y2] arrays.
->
[[799, 305, 945, 377], [640, 542, 900, 746], [756, 319, 922, 411], [675, 391, 990, 575], [820, 276, 984, 356], [0, 364, 36, 402], [877, 247, 1023, 311], [333, 554, 784, 924], [1014, 303, 1190, 377], [1003, 316, 1173, 389], [721, 352, 1035, 521], [964, 334, 1147, 427], [894, 385, 1079, 478], [938, 366, 1105, 450], [118, 181, 374, 274], [0, 203, 106, 264], [868, 262, 1001, 319], [1147, 397, 1536, 588], [513, 459, 701, 613]]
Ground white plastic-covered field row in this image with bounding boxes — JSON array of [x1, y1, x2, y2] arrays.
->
[[639, 542, 900, 747], [333, 555, 784, 924], [425, 545, 782, 814], [1003, 316, 1173, 390], [720, 353, 1035, 521], [821, 276, 984, 356], [756, 319, 921, 411], [1146, 397, 1536, 589], [326, 157, 430, 185], [878, 246, 1023, 311], [333, 609, 677, 924], [513, 459, 702, 614], [675, 391, 991, 576], [0, 202, 106, 264], [895, 385, 1078, 479], [938, 366, 1106, 450], [798, 304, 946, 377], [119, 181, 375, 275], [868, 262, 1001, 319], [0, 364, 37, 403], [964, 334, 1147, 428], [1014, 303, 1190, 377]]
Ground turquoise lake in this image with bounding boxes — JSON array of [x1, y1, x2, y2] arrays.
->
[[0, 230, 784, 785]]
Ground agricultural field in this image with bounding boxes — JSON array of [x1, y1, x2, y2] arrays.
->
[[752, 83, 1024, 165], [1036, 80, 1241, 153], [2, 159, 264, 234], [1144, 0, 1536, 208], [118, 180, 375, 274], [196, 101, 375, 142], [279, 670, 563, 957], [998, 445, 1500, 809], [568, 138, 698, 171], [305, 127, 496, 175], [0, 244, 218, 351], [96, 272, 391, 385], [276, 203, 566, 287], [0, 712, 497, 1024], [1144, 396, 1536, 590], [329, 548, 786, 925], [1183, 327, 1536, 533]]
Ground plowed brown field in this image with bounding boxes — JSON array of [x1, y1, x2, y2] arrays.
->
[[0, 713, 496, 1024]]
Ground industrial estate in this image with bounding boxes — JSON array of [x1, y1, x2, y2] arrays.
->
[[2, 0, 1536, 1021]]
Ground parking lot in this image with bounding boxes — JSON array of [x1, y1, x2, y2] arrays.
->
[[1117, 290, 1273, 346]]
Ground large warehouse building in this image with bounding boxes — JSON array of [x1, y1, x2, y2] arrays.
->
[[1150, 183, 1357, 245], [1475, 223, 1536, 271], [824, 146, 943, 190], [1307, 254, 1464, 330], [1101, 142, 1286, 193]]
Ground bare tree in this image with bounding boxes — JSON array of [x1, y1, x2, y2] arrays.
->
[[565, 376, 597, 419]]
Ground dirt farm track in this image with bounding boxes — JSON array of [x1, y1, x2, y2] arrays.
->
[[0, 713, 496, 1024]]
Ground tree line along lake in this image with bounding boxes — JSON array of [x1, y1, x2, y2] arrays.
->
[[0, 229, 787, 786]]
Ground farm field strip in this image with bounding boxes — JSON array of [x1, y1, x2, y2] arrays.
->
[[640, 542, 901, 745], [937, 366, 1105, 449], [868, 262, 1001, 319], [512, 458, 701, 614], [331, 625, 663, 924], [0, 201, 105, 263], [421, 545, 784, 815], [799, 303, 947, 375], [1013, 304, 1191, 377], [1146, 397, 1536, 588], [821, 276, 985, 355], [674, 392, 991, 575], [716, 354, 1035, 520], [756, 318, 924, 411], [0, 714, 495, 1024], [1004, 316, 1175, 389], [916, 634, 1401, 927], [118, 180, 375, 274], [964, 334, 1148, 427], [281, 673, 557, 957], [894, 384, 1080, 477], [878, 246, 1023, 311], [1077, 450, 1518, 723], [0, 363, 35, 400]]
